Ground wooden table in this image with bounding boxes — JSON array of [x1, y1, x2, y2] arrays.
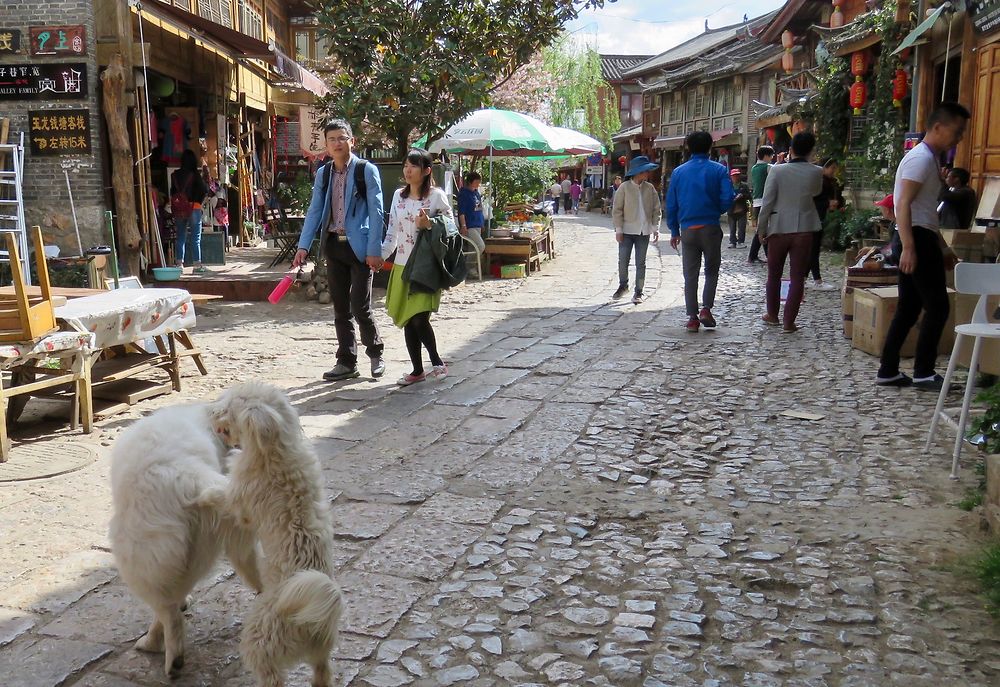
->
[[484, 229, 554, 275]]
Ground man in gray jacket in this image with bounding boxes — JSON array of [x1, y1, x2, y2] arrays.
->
[[757, 131, 823, 333], [612, 156, 662, 304]]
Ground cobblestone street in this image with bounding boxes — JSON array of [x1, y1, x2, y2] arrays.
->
[[1, 213, 999, 686]]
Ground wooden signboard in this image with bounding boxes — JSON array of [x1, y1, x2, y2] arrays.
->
[[29, 26, 87, 56], [28, 109, 91, 155], [0, 29, 20, 55], [0, 63, 87, 100], [969, 0, 1000, 35]]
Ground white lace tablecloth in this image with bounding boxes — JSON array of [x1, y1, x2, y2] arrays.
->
[[0, 331, 96, 369], [55, 288, 197, 349]]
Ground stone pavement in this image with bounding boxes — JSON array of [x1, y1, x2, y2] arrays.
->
[[1, 212, 998, 686]]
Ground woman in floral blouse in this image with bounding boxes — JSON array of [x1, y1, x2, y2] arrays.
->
[[382, 148, 452, 386]]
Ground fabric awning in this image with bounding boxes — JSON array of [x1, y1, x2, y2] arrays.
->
[[137, 1, 275, 59], [654, 135, 685, 149], [710, 129, 735, 141], [892, 3, 949, 55], [271, 47, 330, 97]]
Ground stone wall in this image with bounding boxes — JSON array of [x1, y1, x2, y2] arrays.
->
[[2, 2, 106, 256]]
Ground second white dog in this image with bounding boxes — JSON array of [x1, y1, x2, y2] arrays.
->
[[207, 381, 342, 687], [109, 402, 262, 678]]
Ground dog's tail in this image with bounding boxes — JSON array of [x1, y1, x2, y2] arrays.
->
[[273, 570, 342, 643]]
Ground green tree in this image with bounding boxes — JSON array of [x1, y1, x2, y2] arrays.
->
[[312, 0, 609, 157], [542, 37, 620, 147], [489, 158, 554, 211]]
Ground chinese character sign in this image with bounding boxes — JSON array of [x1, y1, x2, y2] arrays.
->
[[29, 26, 87, 56], [0, 29, 21, 55], [298, 107, 326, 159], [0, 63, 87, 100], [29, 109, 91, 156]]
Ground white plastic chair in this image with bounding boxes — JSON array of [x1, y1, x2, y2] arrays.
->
[[926, 262, 1000, 478], [460, 234, 483, 280]]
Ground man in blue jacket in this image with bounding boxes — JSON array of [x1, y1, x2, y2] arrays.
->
[[667, 130, 735, 332], [293, 119, 386, 381]]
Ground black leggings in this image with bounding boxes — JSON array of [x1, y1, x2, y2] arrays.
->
[[404, 311, 442, 375], [809, 229, 824, 281]]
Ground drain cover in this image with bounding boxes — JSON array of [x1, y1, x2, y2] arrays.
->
[[0, 443, 98, 483]]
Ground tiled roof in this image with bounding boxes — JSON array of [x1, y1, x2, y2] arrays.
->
[[600, 55, 654, 82], [642, 33, 784, 92], [624, 10, 779, 78]]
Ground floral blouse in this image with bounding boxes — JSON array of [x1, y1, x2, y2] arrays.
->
[[382, 187, 452, 267]]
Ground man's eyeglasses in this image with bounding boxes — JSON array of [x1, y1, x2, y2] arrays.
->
[[327, 136, 352, 144]]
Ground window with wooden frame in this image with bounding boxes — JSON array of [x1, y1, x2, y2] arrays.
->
[[198, 0, 234, 29], [239, 0, 263, 40]]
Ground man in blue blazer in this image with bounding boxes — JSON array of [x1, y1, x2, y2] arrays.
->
[[293, 119, 386, 381]]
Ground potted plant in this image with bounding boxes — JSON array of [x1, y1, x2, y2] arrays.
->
[[969, 383, 1000, 532]]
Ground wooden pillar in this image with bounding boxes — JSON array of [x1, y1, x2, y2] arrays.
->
[[101, 54, 143, 276], [953, 18, 977, 170]]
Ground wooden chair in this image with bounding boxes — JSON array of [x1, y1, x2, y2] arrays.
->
[[0, 227, 57, 342], [0, 226, 93, 461]]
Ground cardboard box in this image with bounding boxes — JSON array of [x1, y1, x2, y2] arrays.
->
[[851, 287, 956, 358], [953, 292, 1000, 376], [841, 266, 899, 338], [946, 229, 988, 263], [500, 264, 526, 279]]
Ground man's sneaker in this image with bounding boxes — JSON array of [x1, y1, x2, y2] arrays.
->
[[698, 308, 717, 328], [812, 280, 835, 291], [612, 285, 628, 300], [428, 364, 448, 379], [913, 374, 951, 392], [632, 292, 644, 304], [323, 363, 360, 382], [737, 242, 746, 248], [397, 372, 426, 386], [728, 243, 738, 249], [686, 317, 700, 333], [370, 357, 386, 378], [876, 373, 913, 387]]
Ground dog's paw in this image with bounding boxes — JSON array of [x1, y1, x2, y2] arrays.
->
[[195, 485, 226, 509], [166, 653, 185, 678], [135, 633, 164, 653]]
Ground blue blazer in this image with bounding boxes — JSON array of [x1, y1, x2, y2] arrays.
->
[[297, 154, 384, 262]]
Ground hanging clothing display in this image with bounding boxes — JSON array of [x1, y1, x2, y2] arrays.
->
[[159, 113, 191, 166]]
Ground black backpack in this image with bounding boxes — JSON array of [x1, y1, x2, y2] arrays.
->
[[320, 158, 370, 208]]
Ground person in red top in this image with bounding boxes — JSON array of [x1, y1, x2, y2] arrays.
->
[[170, 149, 208, 273]]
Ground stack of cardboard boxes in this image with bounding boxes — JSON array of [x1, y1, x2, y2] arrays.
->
[[842, 230, 998, 373]]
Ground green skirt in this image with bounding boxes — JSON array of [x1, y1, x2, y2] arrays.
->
[[385, 264, 441, 328]]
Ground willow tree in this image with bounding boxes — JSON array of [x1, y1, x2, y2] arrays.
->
[[312, 0, 610, 157], [542, 38, 620, 148]]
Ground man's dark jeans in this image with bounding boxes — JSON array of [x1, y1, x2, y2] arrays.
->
[[878, 227, 949, 379], [325, 236, 383, 368]]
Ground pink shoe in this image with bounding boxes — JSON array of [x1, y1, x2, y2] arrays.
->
[[397, 372, 426, 386], [427, 364, 448, 379]]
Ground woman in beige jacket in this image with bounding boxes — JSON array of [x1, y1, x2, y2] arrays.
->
[[612, 156, 662, 304]]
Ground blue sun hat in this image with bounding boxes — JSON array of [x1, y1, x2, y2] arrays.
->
[[625, 155, 658, 179]]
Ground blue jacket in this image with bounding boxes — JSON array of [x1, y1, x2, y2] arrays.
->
[[666, 154, 734, 237], [297, 154, 384, 261]]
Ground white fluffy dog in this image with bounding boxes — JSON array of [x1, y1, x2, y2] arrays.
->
[[206, 381, 342, 687], [109, 403, 262, 678]]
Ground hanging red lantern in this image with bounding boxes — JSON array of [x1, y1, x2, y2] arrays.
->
[[849, 80, 868, 115], [850, 51, 868, 77], [831, 0, 845, 28], [781, 31, 796, 74], [618, 155, 627, 165], [892, 69, 908, 107], [781, 51, 795, 73]]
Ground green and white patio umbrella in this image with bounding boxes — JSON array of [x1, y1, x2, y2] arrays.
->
[[425, 108, 554, 156]]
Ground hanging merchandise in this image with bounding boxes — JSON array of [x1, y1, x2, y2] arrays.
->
[[892, 68, 908, 107], [830, 0, 845, 28], [781, 31, 795, 73], [159, 112, 190, 166]]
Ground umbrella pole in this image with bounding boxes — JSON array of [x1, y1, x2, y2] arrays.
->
[[488, 145, 493, 231]]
